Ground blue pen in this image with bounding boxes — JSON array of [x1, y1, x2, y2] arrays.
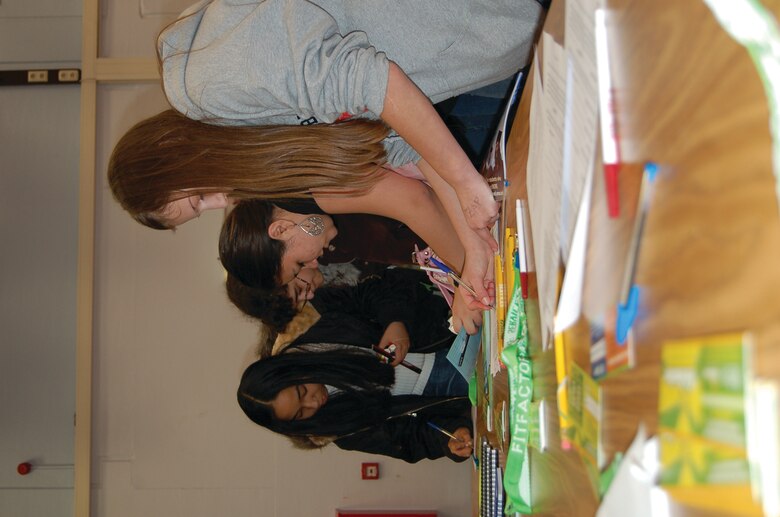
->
[[428, 422, 475, 464], [616, 162, 658, 344], [426, 421, 463, 441], [426, 255, 449, 272]]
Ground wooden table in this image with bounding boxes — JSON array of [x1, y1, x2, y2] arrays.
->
[[476, 0, 780, 515]]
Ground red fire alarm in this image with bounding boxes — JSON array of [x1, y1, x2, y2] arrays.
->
[[361, 462, 379, 480]]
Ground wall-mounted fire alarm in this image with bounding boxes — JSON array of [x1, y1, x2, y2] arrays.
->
[[361, 462, 379, 480]]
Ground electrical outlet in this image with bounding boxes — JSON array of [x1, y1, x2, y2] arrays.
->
[[58, 69, 80, 82], [361, 462, 379, 480], [27, 70, 48, 83]]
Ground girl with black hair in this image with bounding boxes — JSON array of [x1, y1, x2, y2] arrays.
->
[[238, 346, 473, 463], [228, 265, 457, 365], [229, 265, 475, 461]]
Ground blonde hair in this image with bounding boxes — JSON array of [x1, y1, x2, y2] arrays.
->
[[108, 110, 389, 226]]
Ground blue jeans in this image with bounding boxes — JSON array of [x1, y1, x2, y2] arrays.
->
[[435, 77, 517, 167], [422, 349, 469, 397]]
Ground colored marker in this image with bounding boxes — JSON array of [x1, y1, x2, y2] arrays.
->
[[504, 231, 516, 297], [596, 8, 622, 218], [516, 199, 529, 299]]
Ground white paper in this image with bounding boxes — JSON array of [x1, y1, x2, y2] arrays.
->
[[561, 0, 602, 262], [527, 34, 567, 350], [748, 379, 780, 517], [597, 426, 670, 517], [554, 164, 593, 333]]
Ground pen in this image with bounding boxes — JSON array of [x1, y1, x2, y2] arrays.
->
[[619, 162, 656, 302], [371, 345, 422, 374], [458, 333, 471, 366], [596, 8, 622, 218], [616, 162, 658, 344], [426, 421, 464, 442], [428, 256, 492, 308]]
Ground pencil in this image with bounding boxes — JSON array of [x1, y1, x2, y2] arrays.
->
[[495, 253, 505, 323]]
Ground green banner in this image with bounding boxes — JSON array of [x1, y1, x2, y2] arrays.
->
[[500, 286, 534, 514]]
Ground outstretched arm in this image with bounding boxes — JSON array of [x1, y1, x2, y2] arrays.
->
[[381, 62, 499, 246], [415, 158, 495, 307]]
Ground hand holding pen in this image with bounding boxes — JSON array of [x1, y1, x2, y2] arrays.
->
[[428, 256, 494, 310], [448, 427, 474, 458], [427, 422, 474, 458], [372, 345, 422, 374], [377, 321, 410, 366], [429, 254, 491, 335]]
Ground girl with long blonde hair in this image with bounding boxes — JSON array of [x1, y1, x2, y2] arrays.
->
[[108, 0, 544, 311]]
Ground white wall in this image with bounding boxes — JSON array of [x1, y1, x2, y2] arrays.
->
[[0, 0, 81, 68], [0, 0, 81, 516], [0, 84, 80, 517]]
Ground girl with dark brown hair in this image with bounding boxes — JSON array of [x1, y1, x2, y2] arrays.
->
[[218, 198, 485, 334]]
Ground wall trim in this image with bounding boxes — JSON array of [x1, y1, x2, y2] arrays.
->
[[76, 1, 160, 514]]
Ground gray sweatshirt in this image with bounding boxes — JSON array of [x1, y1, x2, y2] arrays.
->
[[159, 0, 543, 165]]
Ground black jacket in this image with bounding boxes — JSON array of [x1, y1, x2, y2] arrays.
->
[[289, 269, 472, 462], [295, 268, 454, 353]]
